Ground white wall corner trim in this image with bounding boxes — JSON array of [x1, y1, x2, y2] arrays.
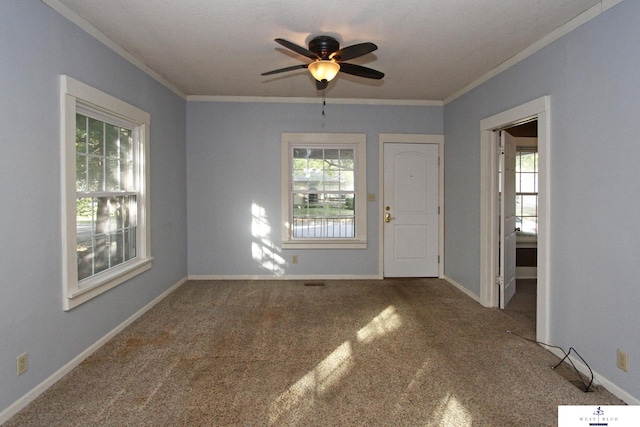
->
[[442, 275, 481, 304], [0, 276, 189, 425]]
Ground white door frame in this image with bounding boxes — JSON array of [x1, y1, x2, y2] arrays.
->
[[378, 134, 445, 279], [479, 96, 550, 344]]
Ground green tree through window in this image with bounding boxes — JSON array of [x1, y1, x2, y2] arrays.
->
[[76, 114, 137, 280]]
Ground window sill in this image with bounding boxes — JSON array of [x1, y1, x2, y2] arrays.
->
[[282, 240, 367, 250], [64, 257, 153, 311]]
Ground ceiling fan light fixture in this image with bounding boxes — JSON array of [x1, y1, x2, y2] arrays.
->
[[308, 60, 340, 82]]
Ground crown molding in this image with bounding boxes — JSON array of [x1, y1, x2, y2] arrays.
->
[[444, 0, 625, 105], [186, 95, 442, 106], [42, 0, 624, 106], [41, 0, 187, 100]]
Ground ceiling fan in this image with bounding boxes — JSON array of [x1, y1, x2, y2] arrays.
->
[[261, 35, 385, 90]]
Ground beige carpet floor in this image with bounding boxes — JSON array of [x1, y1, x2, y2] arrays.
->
[[504, 279, 537, 332], [5, 279, 624, 426]]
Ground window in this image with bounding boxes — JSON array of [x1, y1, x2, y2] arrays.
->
[[515, 149, 538, 238], [61, 76, 152, 310], [281, 133, 367, 249]]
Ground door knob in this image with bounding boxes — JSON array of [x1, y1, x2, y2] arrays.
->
[[385, 212, 393, 223]]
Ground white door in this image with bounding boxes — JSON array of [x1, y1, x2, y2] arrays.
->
[[500, 130, 517, 308], [383, 143, 439, 277]]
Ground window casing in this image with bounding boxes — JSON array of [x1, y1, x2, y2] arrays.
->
[[281, 133, 367, 249], [61, 76, 152, 310]]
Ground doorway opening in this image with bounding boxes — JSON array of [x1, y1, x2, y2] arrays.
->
[[502, 121, 538, 333], [479, 96, 550, 344]]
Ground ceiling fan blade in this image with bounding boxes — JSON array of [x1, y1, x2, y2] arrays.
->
[[274, 38, 319, 60], [316, 79, 329, 90], [261, 64, 308, 76], [331, 42, 377, 61], [339, 63, 385, 79]]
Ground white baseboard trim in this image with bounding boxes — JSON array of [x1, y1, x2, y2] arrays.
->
[[516, 266, 537, 279], [545, 347, 639, 405], [0, 276, 188, 425], [188, 274, 382, 281], [442, 275, 481, 304]]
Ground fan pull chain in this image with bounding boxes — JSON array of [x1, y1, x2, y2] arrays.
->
[[322, 88, 326, 117]]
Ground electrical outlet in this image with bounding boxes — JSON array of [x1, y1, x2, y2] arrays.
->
[[17, 353, 28, 376], [292, 255, 298, 264], [616, 349, 628, 372]]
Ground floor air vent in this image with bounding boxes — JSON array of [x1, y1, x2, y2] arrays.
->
[[304, 282, 325, 287]]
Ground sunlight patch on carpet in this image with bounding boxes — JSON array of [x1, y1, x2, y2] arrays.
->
[[269, 341, 354, 424], [357, 305, 402, 344], [432, 393, 473, 426]]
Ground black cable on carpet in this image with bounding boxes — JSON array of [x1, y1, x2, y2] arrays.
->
[[507, 330, 594, 392]]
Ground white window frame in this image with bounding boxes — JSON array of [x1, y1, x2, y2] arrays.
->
[[281, 133, 367, 249], [60, 75, 152, 311], [515, 147, 538, 242]]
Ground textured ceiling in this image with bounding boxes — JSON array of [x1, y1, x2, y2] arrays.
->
[[49, 0, 604, 100]]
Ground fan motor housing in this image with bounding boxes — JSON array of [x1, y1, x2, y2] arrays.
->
[[309, 36, 339, 59]]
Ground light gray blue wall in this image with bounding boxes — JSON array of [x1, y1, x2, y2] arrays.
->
[[444, 0, 639, 400], [4, 0, 638, 415], [186, 102, 443, 276], [0, 0, 187, 413]]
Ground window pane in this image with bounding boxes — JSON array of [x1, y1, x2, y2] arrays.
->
[[124, 228, 136, 260], [292, 192, 355, 238], [522, 195, 538, 217], [293, 148, 307, 159], [339, 171, 354, 191], [76, 155, 87, 192], [77, 197, 93, 235], [520, 172, 536, 193], [106, 159, 121, 191], [324, 148, 340, 160], [339, 149, 354, 161], [76, 114, 87, 154], [519, 217, 538, 236], [112, 196, 125, 230], [88, 157, 104, 192], [120, 128, 132, 161], [518, 152, 537, 173], [293, 175, 310, 191], [77, 237, 93, 280], [126, 196, 137, 228], [93, 236, 109, 274], [88, 118, 104, 156], [110, 231, 124, 267], [93, 196, 110, 234], [105, 124, 120, 158], [121, 160, 134, 191], [76, 195, 136, 278], [307, 149, 324, 159]]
